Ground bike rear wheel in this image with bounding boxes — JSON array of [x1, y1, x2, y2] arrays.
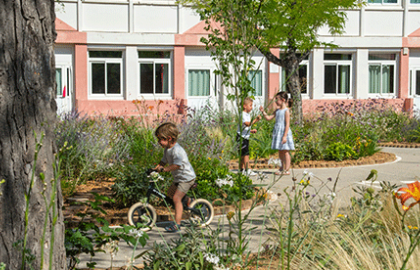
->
[[187, 198, 214, 227], [127, 202, 157, 231]]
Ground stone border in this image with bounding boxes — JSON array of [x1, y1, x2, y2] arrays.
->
[[227, 151, 397, 170], [378, 142, 420, 148]]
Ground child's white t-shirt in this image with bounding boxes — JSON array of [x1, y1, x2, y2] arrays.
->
[[161, 143, 196, 183], [237, 111, 251, 139]]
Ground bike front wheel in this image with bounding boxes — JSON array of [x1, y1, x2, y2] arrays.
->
[[127, 202, 157, 231], [188, 198, 214, 227]]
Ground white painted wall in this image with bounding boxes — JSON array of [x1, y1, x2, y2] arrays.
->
[[364, 11, 403, 36], [83, 3, 129, 32], [134, 5, 178, 33], [55, 2, 78, 30]]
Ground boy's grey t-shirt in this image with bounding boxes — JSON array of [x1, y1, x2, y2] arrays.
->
[[237, 111, 251, 139], [161, 143, 196, 183]]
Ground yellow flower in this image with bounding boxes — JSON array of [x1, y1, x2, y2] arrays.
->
[[337, 214, 345, 218], [227, 211, 234, 221], [208, 157, 211, 160], [395, 181, 420, 211]]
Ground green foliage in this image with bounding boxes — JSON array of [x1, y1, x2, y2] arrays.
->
[[111, 166, 159, 207], [324, 142, 356, 161], [142, 226, 216, 270], [65, 193, 149, 270]]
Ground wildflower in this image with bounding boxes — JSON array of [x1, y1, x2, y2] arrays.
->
[[337, 214, 346, 218], [227, 211, 234, 221], [395, 181, 420, 211], [208, 157, 211, 160], [204, 253, 220, 265], [129, 228, 144, 238]]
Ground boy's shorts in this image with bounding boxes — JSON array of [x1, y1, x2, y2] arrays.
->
[[167, 179, 196, 198], [236, 134, 249, 157]]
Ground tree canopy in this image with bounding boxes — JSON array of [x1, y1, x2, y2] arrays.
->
[[180, 0, 363, 124]]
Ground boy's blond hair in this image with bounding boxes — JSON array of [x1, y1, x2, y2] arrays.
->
[[243, 97, 254, 106], [155, 122, 179, 141]]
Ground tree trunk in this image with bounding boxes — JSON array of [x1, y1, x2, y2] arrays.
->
[[0, 0, 66, 269], [284, 50, 303, 126]]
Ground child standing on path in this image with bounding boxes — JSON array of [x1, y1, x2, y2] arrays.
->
[[237, 97, 261, 176], [154, 122, 196, 232], [259, 92, 295, 175]]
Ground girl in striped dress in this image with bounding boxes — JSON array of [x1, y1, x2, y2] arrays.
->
[[260, 92, 295, 175]]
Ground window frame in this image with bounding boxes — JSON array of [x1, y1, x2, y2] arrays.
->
[[368, 53, 397, 97], [248, 69, 264, 97], [138, 51, 172, 98], [88, 50, 124, 99], [323, 53, 353, 96], [187, 69, 212, 97], [367, 0, 399, 5]]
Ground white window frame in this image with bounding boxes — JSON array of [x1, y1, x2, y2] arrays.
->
[[138, 51, 172, 99], [248, 69, 264, 97], [410, 68, 420, 97], [367, 0, 399, 5], [368, 53, 397, 97], [88, 51, 124, 99], [187, 69, 212, 97], [323, 54, 353, 97]]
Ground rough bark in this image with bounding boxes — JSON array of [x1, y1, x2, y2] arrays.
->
[[0, 0, 66, 269]]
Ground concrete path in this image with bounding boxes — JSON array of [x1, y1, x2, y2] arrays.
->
[[77, 147, 420, 269]]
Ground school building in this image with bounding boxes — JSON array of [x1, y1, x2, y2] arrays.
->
[[54, 0, 420, 117]]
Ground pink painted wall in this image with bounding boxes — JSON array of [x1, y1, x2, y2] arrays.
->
[[268, 48, 280, 100]]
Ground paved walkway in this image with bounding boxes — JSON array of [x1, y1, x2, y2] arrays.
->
[[77, 147, 420, 269]]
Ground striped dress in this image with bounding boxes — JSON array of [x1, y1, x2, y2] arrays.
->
[[271, 108, 295, 150]]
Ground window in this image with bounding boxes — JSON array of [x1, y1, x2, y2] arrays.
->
[[368, 0, 398, 4], [139, 51, 171, 95], [281, 64, 308, 94], [188, 70, 210, 96], [248, 70, 263, 96], [409, 69, 420, 96], [411, 0, 420, 3], [56, 68, 62, 97], [368, 53, 396, 95], [324, 54, 352, 95], [89, 51, 123, 96]]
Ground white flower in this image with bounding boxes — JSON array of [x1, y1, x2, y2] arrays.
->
[[129, 228, 144, 238], [268, 158, 281, 166], [308, 172, 314, 178], [204, 253, 220, 265], [148, 172, 163, 181], [215, 176, 234, 187], [303, 169, 308, 176]]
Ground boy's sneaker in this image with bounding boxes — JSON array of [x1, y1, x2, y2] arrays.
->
[[242, 169, 257, 176]]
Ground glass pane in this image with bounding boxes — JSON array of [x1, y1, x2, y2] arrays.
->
[[56, 68, 62, 96], [369, 54, 396, 60], [411, 0, 420, 3], [89, 51, 122, 58], [338, 65, 350, 94], [188, 70, 210, 96], [281, 69, 287, 92], [92, 63, 105, 94], [299, 65, 308, 94], [369, 65, 381, 94], [382, 65, 394, 94], [368, 0, 382, 3], [155, 63, 169, 94], [416, 71, 420, 95], [107, 63, 121, 94], [324, 54, 352, 60], [248, 70, 262, 96], [138, 51, 170, 58], [324, 65, 336, 94], [140, 64, 154, 94], [384, 0, 397, 3]]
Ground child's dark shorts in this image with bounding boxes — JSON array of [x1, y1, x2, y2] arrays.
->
[[236, 134, 249, 157]]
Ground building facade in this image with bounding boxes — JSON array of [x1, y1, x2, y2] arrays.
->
[[54, 0, 420, 117]]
